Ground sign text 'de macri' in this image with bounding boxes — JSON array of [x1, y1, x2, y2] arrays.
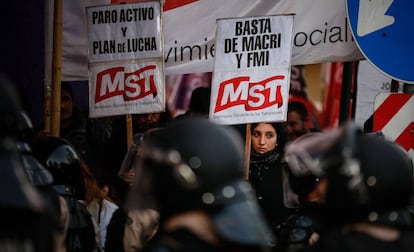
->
[[224, 18, 282, 68]]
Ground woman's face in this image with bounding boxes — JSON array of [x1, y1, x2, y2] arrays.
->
[[252, 123, 277, 154]]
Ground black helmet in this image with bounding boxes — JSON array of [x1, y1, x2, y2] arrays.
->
[[118, 128, 165, 179], [31, 136, 84, 198], [0, 135, 56, 252], [127, 117, 275, 246], [16, 111, 36, 143], [14, 110, 53, 186], [284, 132, 324, 208], [18, 142, 53, 186], [286, 123, 413, 225], [325, 125, 413, 224], [0, 138, 46, 211]]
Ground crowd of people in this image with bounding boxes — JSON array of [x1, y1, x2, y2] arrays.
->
[[1, 75, 414, 252]]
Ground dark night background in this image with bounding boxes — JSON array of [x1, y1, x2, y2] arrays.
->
[[0, 1, 89, 128]]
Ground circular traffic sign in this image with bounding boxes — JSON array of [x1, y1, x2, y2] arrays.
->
[[347, 0, 414, 84]]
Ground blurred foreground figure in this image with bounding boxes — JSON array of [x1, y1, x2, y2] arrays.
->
[[32, 136, 99, 252], [0, 74, 54, 251], [274, 133, 324, 252], [284, 123, 414, 252], [105, 129, 162, 252], [16, 110, 70, 252], [127, 117, 275, 252]]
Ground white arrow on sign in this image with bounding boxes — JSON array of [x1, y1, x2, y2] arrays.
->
[[357, 0, 395, 37]]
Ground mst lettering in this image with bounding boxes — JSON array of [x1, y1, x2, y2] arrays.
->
[[214, 75, 284, 113]]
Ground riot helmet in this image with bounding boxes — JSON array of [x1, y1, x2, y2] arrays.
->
[[14, 110, 53, 186], [0, 131, 55, 252], [31, 136, 85, 198], [18, 142, 54, 186], [0, 73, 43, 209], [16, 111, 36, 143], [284, 132, 325, 208], [0, 74, 55, 251], [0, 133, 44, 211], [325, 125, 413, 225], [118, 128, 164, 180], [127, 117, 275, 246], [286, 123, 413, 225]]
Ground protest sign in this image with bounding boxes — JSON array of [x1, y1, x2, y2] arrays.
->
[[86, 1, 165, 117], [210, 15, 294, 125]]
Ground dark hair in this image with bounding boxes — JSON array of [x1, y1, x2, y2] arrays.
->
[[61, 81, 74, 101], [189, 87, 211, 114], [288, 101, 308, 121], [251, 122, 287, 155]]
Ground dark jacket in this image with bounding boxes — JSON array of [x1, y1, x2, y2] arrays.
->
[[249, 150, 292, 231]]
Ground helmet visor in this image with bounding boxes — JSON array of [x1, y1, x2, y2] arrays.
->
[[284, 130, 342, 178], [118, 133, 145, 177], [283, 130, 342, 208]]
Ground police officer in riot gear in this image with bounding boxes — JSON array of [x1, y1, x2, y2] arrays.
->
[[0, 73, 54, 251], [15, 109, 71, 252], [284, 123, 414, 252], [273, 133, 324, 252], [32, 136, 99, 252], [15, 110, 54, 187], [32, 137, 86, 199], [127, 117, 275, 252]]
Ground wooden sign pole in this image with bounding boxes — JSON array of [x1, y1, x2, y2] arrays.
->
[[244, 123, 251, 180], [50, 0, 63, 137]]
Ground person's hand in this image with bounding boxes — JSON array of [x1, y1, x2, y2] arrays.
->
[[309, 232, 320, 245]]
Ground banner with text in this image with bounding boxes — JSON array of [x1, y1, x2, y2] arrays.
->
[[210, 15, 294, 125], [86, 1, 165, 117], [57, 0, 363, 81]]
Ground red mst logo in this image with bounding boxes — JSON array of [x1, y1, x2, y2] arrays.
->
[[214, 75, 284, 113], [95, 65, 157, 103]]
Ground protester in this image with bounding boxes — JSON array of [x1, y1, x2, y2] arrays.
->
[[126, 117, 275, 251], [285, 101, 311, 142], [249, 122, 292, 240], [60, 81, 89, 156], [82, 161, 118, 252], [284, 123, 414, 252], [174, 86, 211, 119], [105, 112, 172, 201]]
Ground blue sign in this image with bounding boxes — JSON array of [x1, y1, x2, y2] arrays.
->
[[347, 0, 414, 84]]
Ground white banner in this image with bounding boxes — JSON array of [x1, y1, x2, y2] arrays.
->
[[58, 0, 363, 81], [210, 15, 294, 125]]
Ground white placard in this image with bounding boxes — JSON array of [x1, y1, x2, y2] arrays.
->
[[86, 1, 165, 117], [57, 0, 363, 81], [210, 15, 294, 125], [88, 60, 165, 118], [86, 1, 162, 63]]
